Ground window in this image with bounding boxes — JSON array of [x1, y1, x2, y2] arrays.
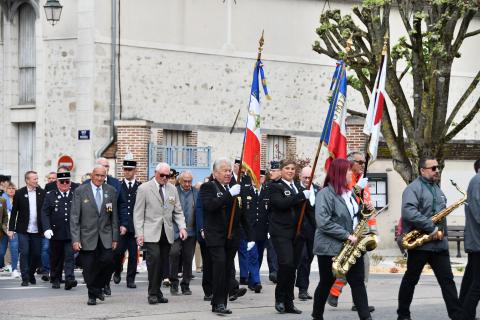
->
[[18, 4, 36, 105], [267, 135, 287, 162], [367, 173, 388, 209]]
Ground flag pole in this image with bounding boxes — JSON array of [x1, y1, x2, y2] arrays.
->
[[227, 31, 265, 240], [295, 37, 353, 237]]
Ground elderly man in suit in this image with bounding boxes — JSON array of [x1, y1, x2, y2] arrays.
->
[[8, 171, 45, 286], [70, 165, 119, 305], [134, 162, 187, 305]]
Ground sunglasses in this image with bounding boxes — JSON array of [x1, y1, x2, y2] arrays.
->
[[58, 180, 70, 184], [123, 168, 134, 171], [158, 173, 171, 178], [423, 166, 439, 172], [354, 160, 366, 165]]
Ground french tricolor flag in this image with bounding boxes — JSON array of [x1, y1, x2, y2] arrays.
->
[[363, 51, 387, 163]]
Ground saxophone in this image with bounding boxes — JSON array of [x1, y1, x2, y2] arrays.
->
[[332, 188, 379, 279], [401, 179, 467, 250]]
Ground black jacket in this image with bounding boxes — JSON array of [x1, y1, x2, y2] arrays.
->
[[298, 183, 320, 240], [243, 184, 270, 241], [268, 180, 307, 240], [200, 179, 253, 247], [118, 180, 141, 233], [41, 189, 74, 240], [9, 186, 45, 234]]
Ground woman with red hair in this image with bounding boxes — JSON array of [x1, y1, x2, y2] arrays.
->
[[311, 158, 373, 320]]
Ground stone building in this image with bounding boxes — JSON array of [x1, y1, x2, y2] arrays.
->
[[0, 0, 478, 251]]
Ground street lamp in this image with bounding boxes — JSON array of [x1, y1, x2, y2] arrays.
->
[[44, 0, 63, 26]]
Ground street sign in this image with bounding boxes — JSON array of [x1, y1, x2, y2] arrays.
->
[[78, 130, 90, 140], [58, 155, 74, 171]]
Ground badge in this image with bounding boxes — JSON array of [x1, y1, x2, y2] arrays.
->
[[217, 192, 223, 198], [106, 202, 113, 213], [105, 193, 109, 199], [83, 199, 89, 203], [168, 196, 175, 205], [284, 190, 291, 196], [55, 200, 59, 203], [24, 194, 28, 198], [247, 196, 252, 200]]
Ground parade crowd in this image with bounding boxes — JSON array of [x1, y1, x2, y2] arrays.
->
[[2, 153, 480, 320]]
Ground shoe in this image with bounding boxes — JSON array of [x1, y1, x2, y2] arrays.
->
[[204, 294, 213, 301], [299, 290, 312, 301], [29, 277, 36, 285], [65, 280, 78, 290], [21, 280, 29, 286], [240, 277, 248, 285], [275, 302, 286, 313], [352, 305, 375, 312], [212, 304, 232, 314], [103, 284, 111, 296], [327, 294, 338, 307], [87, 298, 96, 305], [254, 283, 262, 293], [11, 270, 20, 279], [95, 291, 105, 301], [52, 280, 60, 289], [148, 295, 158, 304], [285, 305, 302, 314], [113, 272, 121, 284], [127, 282, 137, 289], [269, 272, 277, 284], [229, 287, 247, 301], [41, 273, 50, 282], [157, 296, 168, 303], [182, 287, 192, 295], [170, 285, 180, 295]]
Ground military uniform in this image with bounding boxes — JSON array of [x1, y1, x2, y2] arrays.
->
[[41, 181, 77, 289]]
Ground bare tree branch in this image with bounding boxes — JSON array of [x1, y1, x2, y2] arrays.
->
[[452, 8, 477, 54], [465, 29, 480, 38], [398, 65, 411, 82], [444, 95, 480, 143]]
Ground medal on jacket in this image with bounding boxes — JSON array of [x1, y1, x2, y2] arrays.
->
[[284, 190, 291, 196], [264, 198, 269, 210]]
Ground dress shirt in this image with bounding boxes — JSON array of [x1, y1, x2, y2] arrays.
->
[[27, 187, 38, 233]]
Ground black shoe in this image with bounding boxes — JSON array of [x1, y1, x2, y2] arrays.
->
[[21, 280, 29, 287], [275, 302, 286, 313], [269, 272, 277, 284], [87, 298, 96, 305], [327, 294, 338, 307], [182, 287, 192, 295], [41, 274, 50, 282], [157, 296, 168, 303], [254, 284, 262, 293], [204, 294, 213, 301], [95, 291, 105, 301], [29, 277, 36, 285], [285, 305, 302, 314], [148, 295, 158, 304], [103, 284, 111, 296], [298, 290, 312, 301], [127, 282, 136, 289], [229, 287, 247, 301], [240, 277, 248, 285], [113, 272, 121, 284], [170, 285, 180, 295], [212, 304, 232, 314], [52, 281, 60, 289], [352, 305, 375, 313], [65, 280, 77, 290]]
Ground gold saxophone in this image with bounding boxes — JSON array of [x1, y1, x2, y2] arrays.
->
[[332, 187, 379, 279], [401, 179, 467, 250]]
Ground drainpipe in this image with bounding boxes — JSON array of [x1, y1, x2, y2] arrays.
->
[[95, 0, 116, 158]]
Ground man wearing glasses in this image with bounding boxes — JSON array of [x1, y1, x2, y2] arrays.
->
[[41, 171, 78, 290], [134, 162, 187, 305], [397, 156, 465, 320]]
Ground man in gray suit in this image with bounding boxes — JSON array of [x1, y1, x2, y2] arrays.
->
[[134, 162, 187, 305], [71, 165, 119, 305]]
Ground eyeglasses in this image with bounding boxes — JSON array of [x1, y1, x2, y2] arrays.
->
[[58, 180, 70, 184], [354, 160, 366, 165], [423, 166, 439, 172], [158, 173, 170, 178], [123, 168, 134, 171]]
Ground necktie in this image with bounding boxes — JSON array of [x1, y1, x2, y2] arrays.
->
[[95, 188, 102, 212], [290, 183, 297, 194], [159, 185, 165, 203], [224, 185, 229, 192], [128, 182, 132, 190], [63, 192, 67, 198], [255, 189, 258, 197]]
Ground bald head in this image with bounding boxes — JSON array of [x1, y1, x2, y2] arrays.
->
[[91, 165, 107, 187]]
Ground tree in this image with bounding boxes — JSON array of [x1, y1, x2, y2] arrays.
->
[[313, 0, 480, 183]]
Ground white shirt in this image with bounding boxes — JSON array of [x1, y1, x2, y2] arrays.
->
[[61, 190, 70, 198], [124, 178, 136, 188], [282, 179, 298, 194], [342, 191, 359, 229], [91, 182, 103, 204], [153, 179, 166, 200], [27, 187, 38, 233]]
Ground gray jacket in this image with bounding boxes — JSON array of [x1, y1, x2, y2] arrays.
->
[[401, 176, 448, 252], [313, 185, 357, 256], [465, 174, 480, 252], [70, 183, 119, 251]]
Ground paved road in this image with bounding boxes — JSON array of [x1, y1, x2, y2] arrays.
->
[[0, 269, 472, 320]]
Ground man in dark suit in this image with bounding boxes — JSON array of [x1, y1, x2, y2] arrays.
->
[[200, 158, 253, 315], [112, 158, 141, 288], [45, 166, 80, 192], [8, 171, 45, 286], [70, 165, 119, 305], [41, 171, 78, 290]]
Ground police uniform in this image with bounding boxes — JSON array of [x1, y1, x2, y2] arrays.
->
[[265, 161, 280, 282], [112, 160, 141, 288], [40, 172, 77, 290]]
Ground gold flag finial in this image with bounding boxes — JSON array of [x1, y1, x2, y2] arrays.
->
[[382, 34, 389, 55], [257, 30, 265, 60]]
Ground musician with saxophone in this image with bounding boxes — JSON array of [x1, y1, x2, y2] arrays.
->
[[312, 158, 373, 320], [397, 156, 465, 320]]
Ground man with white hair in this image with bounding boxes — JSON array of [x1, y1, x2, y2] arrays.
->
[[134, 162, 187, 305]]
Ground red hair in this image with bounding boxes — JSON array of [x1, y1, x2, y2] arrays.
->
[[323, 158, 351, 195]]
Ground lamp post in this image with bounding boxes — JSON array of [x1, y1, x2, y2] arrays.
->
[[44, 0, 63, 26]]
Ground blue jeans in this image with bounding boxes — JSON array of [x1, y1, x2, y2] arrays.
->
[[239, 240, 260, 286], [18, 233, 42, 281], [0, 234, 8, 268], [8, 233, 19, 271], [41, 237, 50, 273]]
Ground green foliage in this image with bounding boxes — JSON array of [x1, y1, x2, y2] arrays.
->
[[347, 75, 363, 91], [362, 0, 387, 7]]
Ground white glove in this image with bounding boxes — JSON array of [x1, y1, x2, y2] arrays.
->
[[302, 190, 311, 199], [229, 184, 241, 196], [247, 241, 255, 251], [309, 185, 316, 206], [44, 230, 53, 239], [267, 232, 270, 239], [356, 177, 369, 189]]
